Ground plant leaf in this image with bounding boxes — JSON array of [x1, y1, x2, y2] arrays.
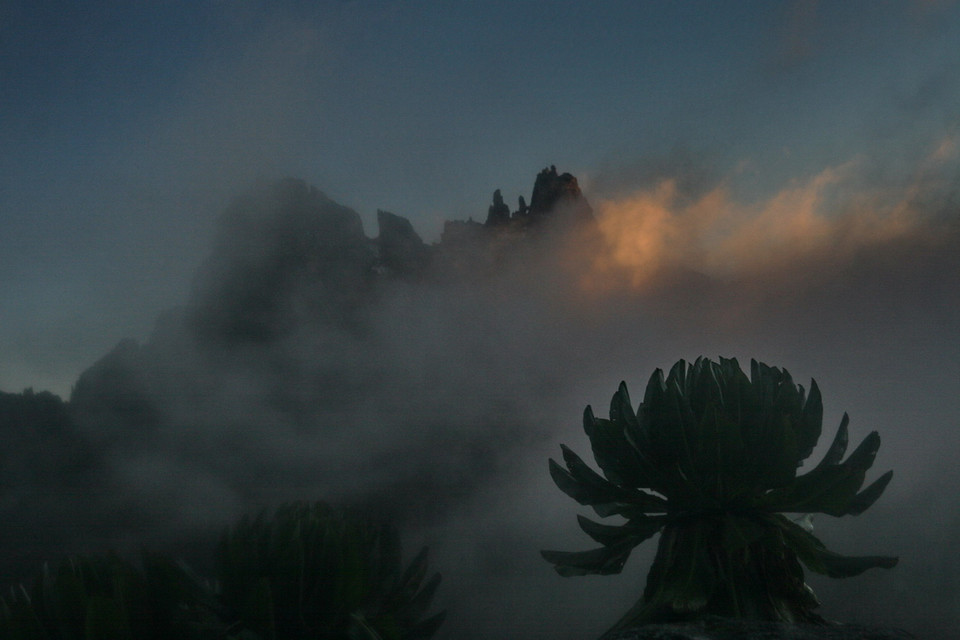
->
[[817, 413, 850, 469], [576, 514, 665, 546], [585, 407, 652, 488], [844, 469, 893, 516], [550, 446, 668, 513], [771, 514, 898, 577], [541, 538, 639, 577], [797, 379, 823, 463]]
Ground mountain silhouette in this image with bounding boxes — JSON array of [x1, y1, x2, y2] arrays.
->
[[0, 167, 598, 587]]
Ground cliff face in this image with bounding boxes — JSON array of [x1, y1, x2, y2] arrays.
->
[[67, 165, 598, 469], [376, 208, 432, 278], [177, 167, 596, 346], [527, 164, 594, 222], [187, 178, 379, 345], [71, 338, 160, 430], [437, 165, 598, 280], [483, 165, 593, 227]]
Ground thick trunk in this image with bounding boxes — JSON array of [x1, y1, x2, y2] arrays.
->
[[602, 519, 824, 638]]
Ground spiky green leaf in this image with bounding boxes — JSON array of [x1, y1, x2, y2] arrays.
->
[[797, 380, 823, 462], [844, 469, 894, 516], [772, 514, 898, 577], [576, 514, 666, 546], [817, 413, 850, 469], [585, 407, 653, 488], [541, 538, 639, 577], [550, 446, 668, 513]]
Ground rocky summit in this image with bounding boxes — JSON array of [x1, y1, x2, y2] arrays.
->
[[64, 165, 601, 458]]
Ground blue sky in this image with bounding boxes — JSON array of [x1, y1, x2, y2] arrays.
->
[[2, 0, 960, 394]]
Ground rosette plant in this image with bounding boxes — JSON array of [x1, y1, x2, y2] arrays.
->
[[0, 552, 221, 639], [1, 501, 444, 640], [216, 501, 445, 640], [542, 357, 897, 636]]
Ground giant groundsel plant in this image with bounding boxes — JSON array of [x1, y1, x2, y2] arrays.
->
[[0, 553, 221, 639], [1, 501, 445, 640], [217, 501, 445, 640], [542, 357, 897, 636]]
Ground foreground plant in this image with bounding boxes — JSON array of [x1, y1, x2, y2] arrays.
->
[[1, 501, 444, 640], [542, 357, 897, 636], [217, 501, 445, 640], [0, 552, 220, 639]]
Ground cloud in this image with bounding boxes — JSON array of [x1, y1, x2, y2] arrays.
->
[[587, 144, 959, 289], [2, 156, 960, 638]]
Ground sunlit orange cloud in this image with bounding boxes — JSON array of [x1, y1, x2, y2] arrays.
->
[[584, 179, 713, 289], [583, 151, 954, 294]]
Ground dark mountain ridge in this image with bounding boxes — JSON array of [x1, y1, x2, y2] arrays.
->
[[0, 166, 598, 584], [68, 165, 597, 426]]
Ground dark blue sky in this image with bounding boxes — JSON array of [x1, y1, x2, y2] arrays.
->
[[2, 0, 960, 394]]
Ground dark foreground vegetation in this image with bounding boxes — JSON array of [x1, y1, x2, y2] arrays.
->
[[0, 502, 444, 640], [544, 357, 898, 638], [0, 359, 903, 640]]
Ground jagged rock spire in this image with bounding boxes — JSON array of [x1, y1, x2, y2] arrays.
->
[[485, 189, 511, 227], [527, 165, 593, 221]]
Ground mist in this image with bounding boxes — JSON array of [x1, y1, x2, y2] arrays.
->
[[1, 157, 958, 639], [3, 3, 960, 639]]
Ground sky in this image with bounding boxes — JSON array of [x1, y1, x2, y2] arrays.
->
[[2, 2, 960, 638], [3, 0, 960, 396]]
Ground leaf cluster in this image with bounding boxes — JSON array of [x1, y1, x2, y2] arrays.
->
[[542, 357, 897, 628], [218, 501, 445, 640], [1, 502, 444, 640], [0, 553, 221, 640]]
